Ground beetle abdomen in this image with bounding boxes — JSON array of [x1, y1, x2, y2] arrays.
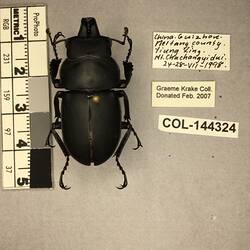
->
[[60, 56, 120, 91], [61, 91, 121, 165]]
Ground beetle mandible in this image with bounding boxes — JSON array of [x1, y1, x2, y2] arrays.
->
[[46, 17, 142, 190]]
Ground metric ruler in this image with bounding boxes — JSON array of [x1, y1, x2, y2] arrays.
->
[[0, 5, 52, 189]]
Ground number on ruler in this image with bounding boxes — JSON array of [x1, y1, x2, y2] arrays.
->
[[16, 139, 28, 148], [5, 165, 12, 173], [4, 127, 11, 135], [15, 103, 27, 112], [17, 177, 29, 186], [3, 90, 10, 100], [14, 66, 26, 75], [3, 53, 10, 64]]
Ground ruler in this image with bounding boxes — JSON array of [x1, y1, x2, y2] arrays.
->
[[0, 5, 52, 189]]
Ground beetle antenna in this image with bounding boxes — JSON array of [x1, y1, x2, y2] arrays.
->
[[46, 28, 59, 60], [111, 27, 132, 62], [115, 156, 128, 189], [53, 32, 65, 44], [125, 35, 132, 62], [46, 29, 66, 60], [59, 156, 71, 190]]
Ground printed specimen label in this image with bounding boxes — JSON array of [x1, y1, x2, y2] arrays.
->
[[152, 81, 215, 107], [158, 115, 238, 138]]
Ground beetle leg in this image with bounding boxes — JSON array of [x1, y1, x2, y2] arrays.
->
[[117, 90, 142, 150], [114, 126, 132, 189], [45, 90, 71, 190], [53, 91, 64, 120], [117, 90, 130, 120], [114, 120, 142, 189], [45, 118, 60, 147], [45, 125, 55, 147], [59, 155, 70, 190], [113, 91, 142, 189], [115, 156, 128, 189], [46, 122, 71, 190], [127, 120, 143, 150], [45, 91, 63, 147], [49, 59, 63, 88], [52, 129, 71, 190]]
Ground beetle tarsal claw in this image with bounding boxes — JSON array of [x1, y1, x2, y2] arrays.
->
[[116, 172, 128, 189], [132, 137, 143, 150], [133, 143, 142, 151], [60, 183, 71, 190], [115, 156, 128, 190]]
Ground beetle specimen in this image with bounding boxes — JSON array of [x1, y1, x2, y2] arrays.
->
[[46, 17, 142, 190]]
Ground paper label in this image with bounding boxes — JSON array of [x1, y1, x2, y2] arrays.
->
[[153, 32, 230, 71], [28, 6, 47, 41], [158, 115, 239, 138], [152, 81, 215, 107]]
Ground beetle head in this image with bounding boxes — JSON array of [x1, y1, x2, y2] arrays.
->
[[78, 17, 100, 38]]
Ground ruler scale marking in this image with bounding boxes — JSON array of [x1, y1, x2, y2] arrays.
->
[[10, 7, 17, 187], [1, 5, 52, 189]]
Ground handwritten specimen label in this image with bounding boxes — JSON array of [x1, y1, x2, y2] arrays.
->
[[153, 32, 230, 71], [158, 115, 239, 138], [152, 81, 215, 107]]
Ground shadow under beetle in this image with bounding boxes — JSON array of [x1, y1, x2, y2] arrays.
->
[[46, 17, 142, 190]]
